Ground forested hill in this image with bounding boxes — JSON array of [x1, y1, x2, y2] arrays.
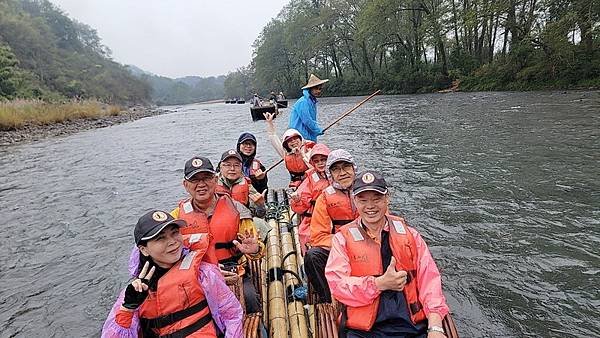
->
[[126, 66, 226, 106], [0, 0, 150, 103], [225, 0, 599, 98]]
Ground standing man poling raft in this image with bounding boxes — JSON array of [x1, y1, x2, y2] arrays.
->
[[305, 149, 359, 303], [326, 171, 450, 338], [171, 155, 265, 314], [236, 132, 268, 194], [288, 74, 329, 142], [102, 210, 244, 337]]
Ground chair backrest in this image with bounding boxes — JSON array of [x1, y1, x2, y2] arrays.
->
[[443, 313, 460, 338]]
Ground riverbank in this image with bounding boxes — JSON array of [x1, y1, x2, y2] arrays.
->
[[0, 105, 170, 146]]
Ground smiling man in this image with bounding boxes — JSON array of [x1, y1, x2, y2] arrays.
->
[[170, 155, 265, 314], [325, 171, 450, 337]]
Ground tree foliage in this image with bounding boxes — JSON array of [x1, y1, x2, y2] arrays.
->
[[228, 0, 600, 96], [0, 0, 150, 103]]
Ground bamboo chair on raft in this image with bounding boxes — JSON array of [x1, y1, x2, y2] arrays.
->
[[223, 259, 264, 338]]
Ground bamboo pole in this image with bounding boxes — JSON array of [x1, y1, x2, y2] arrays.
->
[[265, 90, 381, 173], [278, 193, 309, 338], [266, 190, 289, 337]]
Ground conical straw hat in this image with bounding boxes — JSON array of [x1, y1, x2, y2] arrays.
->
[[302, 74, 329, 89]]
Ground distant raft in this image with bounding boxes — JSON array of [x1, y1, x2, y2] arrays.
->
[[250, 104, 279, 122]]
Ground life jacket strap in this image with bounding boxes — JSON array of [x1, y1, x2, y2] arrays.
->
[[159, 312, 213, 338], [218, 253, 243, 265], [141, 299, 209, 329], [331, 219, 353, 233], [409, 301, 422, 316], [215, 241, 236, 249]]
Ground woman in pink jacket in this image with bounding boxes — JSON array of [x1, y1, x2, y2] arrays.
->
[[102, 210, 244, 337], [289, 143, 331, 253], [325, 171, 450, 338]]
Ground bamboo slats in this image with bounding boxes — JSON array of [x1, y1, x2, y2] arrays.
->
[[266, 190, 289, 337], [278, 194, 309, 338]]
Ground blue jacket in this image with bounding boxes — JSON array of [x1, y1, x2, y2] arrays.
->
[[288, 89, 323, 142]]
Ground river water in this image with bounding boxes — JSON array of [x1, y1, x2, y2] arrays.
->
[[0, 91, 598, 337]]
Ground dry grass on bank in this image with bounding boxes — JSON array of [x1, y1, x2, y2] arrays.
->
[[0, 99, 122, 130]]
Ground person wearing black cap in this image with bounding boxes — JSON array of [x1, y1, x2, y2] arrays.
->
[[217, 149, 269, 240], [170, 155, 265, 315], [102, 210, 244, 337], [236, 132, 268, 193], [325, 171, 450, 337]]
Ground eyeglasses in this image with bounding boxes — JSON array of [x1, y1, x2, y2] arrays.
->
[[330, 163, 354, 175], [221, 163, 242, 169], [187, 174, 214, 184]]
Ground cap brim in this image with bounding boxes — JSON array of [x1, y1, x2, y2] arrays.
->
[[239, 136, 256, 143], [185, 168, 215, 180], [352, 187, 388, 196], [221, 154, 243, 162], [140, 219, 186, 242], [302, 79, 329, 89]]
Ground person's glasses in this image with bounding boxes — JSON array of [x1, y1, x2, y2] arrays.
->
[[187, 174, 214, 184], [221, 163, 242, 169], [330, 163, 354, 175]]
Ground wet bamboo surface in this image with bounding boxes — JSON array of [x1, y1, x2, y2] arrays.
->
[[265, 190, 289, 337], [278, 197, 309, 338]]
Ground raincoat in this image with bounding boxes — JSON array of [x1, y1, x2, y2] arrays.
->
[[288, 89, 323, 142], [236, 133, 268, 193], [101, 249, 244, 337]]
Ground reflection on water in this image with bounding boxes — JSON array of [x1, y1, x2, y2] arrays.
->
[[0, 91, 598, 337]]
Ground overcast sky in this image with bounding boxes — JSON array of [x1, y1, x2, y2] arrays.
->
[[49, 0, 288, 78]]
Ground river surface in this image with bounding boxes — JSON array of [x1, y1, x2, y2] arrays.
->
[[0, 91, 598, 337]]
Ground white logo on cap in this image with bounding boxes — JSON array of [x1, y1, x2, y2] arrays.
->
[[152, 211, 168, 222], [228, 150, 236, 155], [362, 173, 375, 184], [191, 158, 203, 168]]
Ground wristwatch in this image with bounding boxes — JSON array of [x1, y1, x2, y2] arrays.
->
[[427, 326, 446, 335]]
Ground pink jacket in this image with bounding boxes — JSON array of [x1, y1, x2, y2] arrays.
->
[[290, 169, 329, 251], [101, 260, 243, 338], [325, 222, 449, 318]]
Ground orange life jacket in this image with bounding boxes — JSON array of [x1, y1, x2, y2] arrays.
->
[[177, 195, 241, 265], [322, 185, 359, 232], [301, 169, 329, 218], [215, 177, 250, 206], [339, 215, 427, 331], [138, 250, 217, 337], [284, 141, 315, 180]]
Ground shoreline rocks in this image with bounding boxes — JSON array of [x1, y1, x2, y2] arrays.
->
[[0, 106, 171, 146]]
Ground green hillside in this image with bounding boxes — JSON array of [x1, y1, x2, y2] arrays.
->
[[0, 0, 150, 103]]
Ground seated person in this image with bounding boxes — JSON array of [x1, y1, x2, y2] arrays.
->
[[289, 143, 331, 253], [325, 171, 450, 338], [305, 149, 359, 303], [102, 210, 243, 337], [171, 155, 265, 314], [236, 132, 268, 193], [217, 149, 269, 240], [264, 112, 315, 187]]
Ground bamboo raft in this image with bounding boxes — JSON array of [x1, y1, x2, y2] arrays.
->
[[226, 189, 460, 337]]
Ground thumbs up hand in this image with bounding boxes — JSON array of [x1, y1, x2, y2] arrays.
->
[[375, 257, 408, 292]]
